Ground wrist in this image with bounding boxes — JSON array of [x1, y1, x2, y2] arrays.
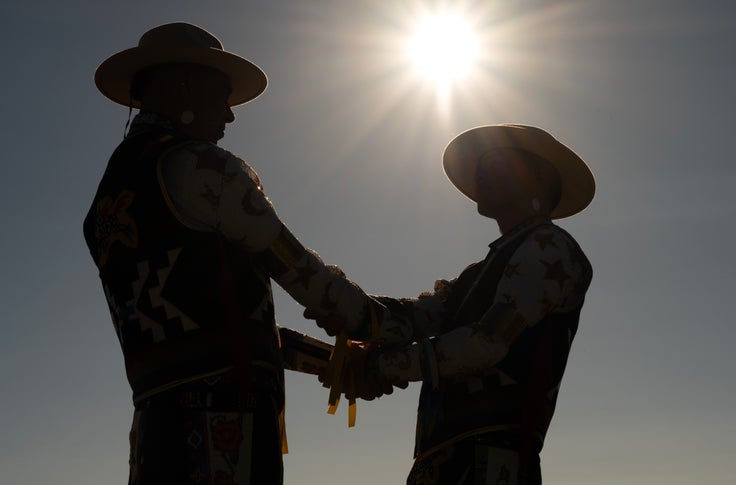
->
[[376, 345, 423, 383], [418, 338, 440, 390]]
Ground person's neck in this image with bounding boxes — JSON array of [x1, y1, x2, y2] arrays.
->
[[495, 211, 550, 235]]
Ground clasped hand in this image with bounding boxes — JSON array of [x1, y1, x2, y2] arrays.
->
[[303, 307, 346, 337], [320, 342, 408, 401], [304, 307, 408, 400]]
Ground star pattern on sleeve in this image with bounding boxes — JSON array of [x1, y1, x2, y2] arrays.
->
[[536, 295, 555, 314], [569, 249, 587, 269], [540, 258, 571, 290], [503, 262, 521, 278], [533, 232, 558, 251], [491, 225, 592, 327]]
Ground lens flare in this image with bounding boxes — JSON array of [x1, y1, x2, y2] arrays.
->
[[406, 12, 479, 89]]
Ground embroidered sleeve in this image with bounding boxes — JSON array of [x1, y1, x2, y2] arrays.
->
[[379, 303, 520, 382], [258, 228, 381, 332], [159, 142, 283, 251], [376, 227, 592, 383], [366, 278, 452, 346], [158, 142, 386, 332], [376, 323, 511, 383], [494, 226, 592, 326]]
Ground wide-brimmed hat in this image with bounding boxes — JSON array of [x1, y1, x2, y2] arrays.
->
[[442, 124, 595, 219], [95, 22, 267, 108]]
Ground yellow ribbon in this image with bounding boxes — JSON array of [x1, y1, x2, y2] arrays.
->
[[325, 331, 357, 427], [279, 407, 289, 454]]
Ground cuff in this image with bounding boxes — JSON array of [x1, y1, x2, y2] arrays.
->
[[376, 342, 424, 383]]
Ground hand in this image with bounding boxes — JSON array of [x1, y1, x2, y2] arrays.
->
[[303, 308, 346, 337], [317, 342, 377, 400], [344, 345, 408, 401], [318, 342, 409, 403]]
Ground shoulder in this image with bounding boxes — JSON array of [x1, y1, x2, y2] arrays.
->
[[518, 224, 592, 277], [524, 224, 585, 256], [160, 142, 262, 187], [161, 141, 234, 170]]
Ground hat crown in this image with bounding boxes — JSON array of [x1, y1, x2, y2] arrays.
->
[[96, 22, 267, 108], [138, 22, 223, 52], [442, 124, 595, 219]]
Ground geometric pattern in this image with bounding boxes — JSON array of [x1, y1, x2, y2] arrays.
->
[[107, 247, 199, 343]]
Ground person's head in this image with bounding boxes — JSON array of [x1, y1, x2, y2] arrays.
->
[[443, 124, 595, 231], [131, 63, 234, 142], [475, 147, 562, 220], [95, 22, 267, 142]]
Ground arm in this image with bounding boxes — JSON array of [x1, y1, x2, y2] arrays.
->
[[158, 142, 388, 330], [374, 226, 593, 384], [278, 326, 333, 375], [367, 283, 449, 345]]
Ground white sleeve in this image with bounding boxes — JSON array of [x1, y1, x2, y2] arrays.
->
[[377, 227, 592, 383], [158, 142, 283, 252], [158, 142, 382, 332]]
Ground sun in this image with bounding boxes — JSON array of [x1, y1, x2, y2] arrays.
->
[[406, 11, 480, 90]]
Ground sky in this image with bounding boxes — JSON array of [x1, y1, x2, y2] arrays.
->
[[1, 0, 734, 483]]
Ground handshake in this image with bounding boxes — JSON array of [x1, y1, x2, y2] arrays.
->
[[300, 306, 410, 404], [319, 339, 409, 403]]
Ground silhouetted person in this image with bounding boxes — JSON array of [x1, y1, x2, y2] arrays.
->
[[310, 125, 595, 484], [84, 22, 397, 484]]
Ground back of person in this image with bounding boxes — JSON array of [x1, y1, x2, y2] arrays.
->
[[84, 118, 286, 484], [85, 119, 286, 396]]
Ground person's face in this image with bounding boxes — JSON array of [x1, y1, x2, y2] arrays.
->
[[181, 68, 235, 143], [474, 148, 538, 218]]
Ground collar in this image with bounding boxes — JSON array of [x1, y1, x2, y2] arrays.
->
[[128, 111, 178, 135], [488, 215, 552, 254]]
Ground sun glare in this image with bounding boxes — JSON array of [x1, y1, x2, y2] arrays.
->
[[406, 12, 479, 90]]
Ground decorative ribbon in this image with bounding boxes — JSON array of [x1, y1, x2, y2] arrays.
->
[[324, 330, 357, 427], [279, 408, 289, 454]]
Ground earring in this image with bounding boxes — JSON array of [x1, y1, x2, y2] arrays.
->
[[180, 110, 195, 125], [532, 198, 541, 211]]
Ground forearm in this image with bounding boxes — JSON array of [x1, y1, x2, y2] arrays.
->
[[376, 329, 508, 385], [307, 284, 450, 349], [278, 327, 333, 375], [358, 289, 447, 346], [254, 227, 373, 333], [377, 303, 525, 384]]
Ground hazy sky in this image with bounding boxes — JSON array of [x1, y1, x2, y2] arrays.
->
[[1, 1, 734, 484]]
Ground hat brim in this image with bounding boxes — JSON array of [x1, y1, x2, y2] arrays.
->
[[95, 45, 267, 108], [442, 124, 595, 219]]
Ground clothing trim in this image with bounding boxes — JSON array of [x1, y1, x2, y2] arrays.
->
[[133, 366, 234, 405], [132, 360, 282, 406], [414, 424, 543, 462], [488, 215, 552, 254]]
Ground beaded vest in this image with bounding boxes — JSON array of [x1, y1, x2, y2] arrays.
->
[[83, 125, 283, 403]]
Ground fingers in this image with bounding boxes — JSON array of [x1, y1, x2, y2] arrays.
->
[[302, 308, 320, 319], [317, 368, 330, 388], [325, 347, 409, 403], [303, 309, 346, 336], [354, 348, 399, 400], [369, 372, 393, 397]]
